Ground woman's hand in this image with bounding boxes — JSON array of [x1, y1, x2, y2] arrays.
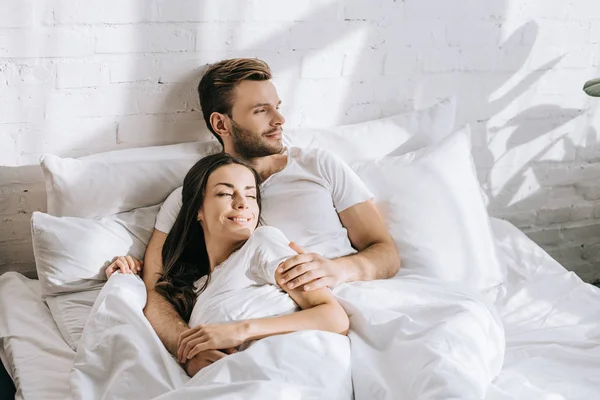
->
[[177, 322, 247, 363], [105, 256, 143, 279]]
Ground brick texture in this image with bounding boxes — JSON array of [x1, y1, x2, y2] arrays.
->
[[1, 0, 599, 281]]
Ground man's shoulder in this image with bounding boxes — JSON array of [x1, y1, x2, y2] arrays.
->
[[162, 186, 183, 208], [170, 185, 183, 196], [288, 146, 340, 166]]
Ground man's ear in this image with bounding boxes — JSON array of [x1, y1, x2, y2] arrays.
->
[[210, 112, 231, 140]]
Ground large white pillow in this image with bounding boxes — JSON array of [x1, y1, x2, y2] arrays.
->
[[351, 127, 504, 296], [284, 97, 456, 163], [40, 99, 454, 219], [31, 205, 159, 350], [41, 140, 221, 218], [32, 205, 159, 298]]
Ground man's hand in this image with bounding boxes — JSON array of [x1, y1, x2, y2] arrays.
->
[[183, 349, 227, 377], [178, 323, 245, 363], [278, 243, 347, 292]]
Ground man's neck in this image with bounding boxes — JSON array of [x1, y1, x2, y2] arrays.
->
[[226, 147, 288, 181], [248, 153, 288, 181]]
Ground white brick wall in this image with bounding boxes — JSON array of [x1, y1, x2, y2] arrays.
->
[[1, 0, 600, 282]]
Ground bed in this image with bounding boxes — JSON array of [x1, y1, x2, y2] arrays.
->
[[0, 273, 73, 399], [2, 99, 599, 398], [2, 217, 599, 399]]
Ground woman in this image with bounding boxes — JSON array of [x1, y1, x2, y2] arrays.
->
[[106, 153, 349, 369]]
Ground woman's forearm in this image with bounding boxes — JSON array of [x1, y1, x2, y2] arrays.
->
[[241, 302, 349, 342]]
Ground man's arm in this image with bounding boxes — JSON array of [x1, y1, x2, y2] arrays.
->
[[335, 199, 400, 281], [143, 229, 227, 376], [142, 229, 189, 356], [280, 200, 400, 291]]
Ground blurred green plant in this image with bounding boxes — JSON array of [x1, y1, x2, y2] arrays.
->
[[583, 78, 600, 97]]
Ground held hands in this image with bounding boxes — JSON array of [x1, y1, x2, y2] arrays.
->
[[177, 323, 246, 364], [278, 243, 346, 292], [105, 256, 143, 279], [183, 349, 229, 377]]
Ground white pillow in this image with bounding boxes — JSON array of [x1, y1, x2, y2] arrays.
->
[[32, 205, 159, 350], [284, 97, 456, 163], [32, 205, 159, 298], [351, 127, 504, 295], [40, 99, 454, 219], [41, 140, 221, 218], [45, 289, 100, 351]]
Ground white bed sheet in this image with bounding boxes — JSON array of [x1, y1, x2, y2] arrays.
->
[[0, 272, 74, 400], [487, 218, 600, 399], [1, 217, 599, 399]]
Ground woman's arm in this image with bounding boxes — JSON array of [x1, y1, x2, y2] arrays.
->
[[177, 267, 349, 363], [244, 267, 349, 339]]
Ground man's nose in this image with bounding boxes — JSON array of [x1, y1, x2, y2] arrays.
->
[[272, 109, 285, 126]]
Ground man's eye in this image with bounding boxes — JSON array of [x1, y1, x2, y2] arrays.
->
[[254, 109, 266, 114], [218, 193, 233, 197]]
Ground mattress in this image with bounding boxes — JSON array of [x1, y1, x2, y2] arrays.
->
[[0, 272, 74, 400], [1, 217, 599, 399]]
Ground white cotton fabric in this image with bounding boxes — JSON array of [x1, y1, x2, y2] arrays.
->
[[5, 218, 600, 399], [283, 96, 457, 163], [351, 127, 505, 297], [188, 226, 299, 329], [69, 263, 502, 399], [70, 228, 354, 400], [39, 98, 454, 220], [45, 289, 101, 351], [156, 147, 374, 260], [68, 224, 501, 400], [31, 204, 159, 349], [0, 272, 75, 400], [40, 140, 222, 218], [32, 204, 159, 298]]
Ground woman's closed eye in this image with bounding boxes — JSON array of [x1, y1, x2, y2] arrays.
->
[[218, 192, 256, 200]]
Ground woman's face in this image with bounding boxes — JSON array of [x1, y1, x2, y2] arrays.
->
[[197, 164, 260, 242]]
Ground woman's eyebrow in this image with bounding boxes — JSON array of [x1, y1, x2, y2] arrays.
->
[[214, 183, 234, 188], [214, 183, 256, 190]]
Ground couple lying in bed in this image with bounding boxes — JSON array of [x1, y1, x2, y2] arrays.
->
[[105, 57, 401, 377]]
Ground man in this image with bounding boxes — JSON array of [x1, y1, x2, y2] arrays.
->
[[122, 58, 400, 376]]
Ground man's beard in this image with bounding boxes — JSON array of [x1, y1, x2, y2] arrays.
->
[[230, 119, 283, 159]]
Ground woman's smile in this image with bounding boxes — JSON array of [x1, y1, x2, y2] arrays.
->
[[226, 215, 253, 226]]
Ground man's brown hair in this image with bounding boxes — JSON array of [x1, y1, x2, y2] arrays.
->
[[198, 58, 272, 145]]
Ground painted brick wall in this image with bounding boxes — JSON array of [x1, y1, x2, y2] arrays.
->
[[1, 0, 599, 281]]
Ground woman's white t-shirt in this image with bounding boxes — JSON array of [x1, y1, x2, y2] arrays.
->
[[155, 147, 374, 260], [188, 226, 299, 328]]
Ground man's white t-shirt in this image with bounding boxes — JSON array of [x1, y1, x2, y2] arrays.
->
[[155, 147, 374, 259]]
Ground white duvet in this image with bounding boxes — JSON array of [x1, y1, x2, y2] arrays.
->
[[6, 218, 600, 399], [71, 271, 504, 399]]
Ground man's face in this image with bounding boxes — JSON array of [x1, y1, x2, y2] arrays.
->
[[227, 80, 285, 158]]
